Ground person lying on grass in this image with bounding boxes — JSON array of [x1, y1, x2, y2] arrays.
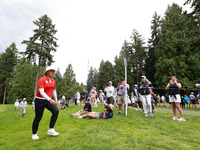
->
[[77, 104, 114, 119], [69, 99, 92, 117]]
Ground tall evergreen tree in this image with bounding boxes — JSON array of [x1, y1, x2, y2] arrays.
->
[[87, 67, 94, 92], [184, 0, 200, 14], [7, 58, 34, 104], [145, 12, 161, 85], [22, 14, 58, 98], [154, 3, 200, 88], [98, 60, 114, 90], [0, 43, 18, 104]]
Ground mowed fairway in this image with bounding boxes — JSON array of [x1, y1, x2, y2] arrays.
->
[[0, 104, 200, 150]]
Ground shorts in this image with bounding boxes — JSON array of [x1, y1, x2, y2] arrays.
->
[[91, 97, 96, 103], [191, 100, 196, 104], [185, 101, 190, 104], [118, 95, 125, 104], [169, 94, 181, 103], [94, 112, 102, 119], [82, 111, 89, 114], [107, 97, 114, 104]]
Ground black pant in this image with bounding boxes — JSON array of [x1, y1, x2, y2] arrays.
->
[[75, 99, 77, 105], [32, 98, 59, 134], [107, 96, 114, 104]]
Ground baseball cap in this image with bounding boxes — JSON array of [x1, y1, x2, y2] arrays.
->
[[141, 76, 146, 79], [108, 104, 114, 110], [108, 81, 112, 84]]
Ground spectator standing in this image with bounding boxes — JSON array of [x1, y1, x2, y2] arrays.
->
[[190, 92, 197, 109], [76, 91, 81, 107], [165, 94, 170, 108], [32, 100, 35, 110], [195, 80, 200, 106], [138, 76, 153, 117], [14, 100, 19, 110], [90, 87, 97, 108], [20, 98, 28, 119], [99, 90, 105, 106], [154, 94, 157, 107], [157, 94, 161, 107], [184, 95, 191, 108], [166, 76, 185, 121], [104, 81, 115, 104], [80, 89, 87, 106], [161, 95, 166, 107], [117, 78, 129, 115], [133, 84, 140, 110]]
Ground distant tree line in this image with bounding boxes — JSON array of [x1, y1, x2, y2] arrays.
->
[[86, 2, 200, 93]]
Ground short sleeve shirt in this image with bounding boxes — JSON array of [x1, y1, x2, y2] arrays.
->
[[83, 102, 92, 112], [37, 76, 56, 99]]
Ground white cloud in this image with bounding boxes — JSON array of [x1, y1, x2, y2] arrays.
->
[[0, 0, 192, 84]]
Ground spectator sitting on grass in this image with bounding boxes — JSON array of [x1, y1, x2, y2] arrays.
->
[[69, 99, 92, 117], [77, 104, 114, 119], [60, 100, 69, 109], [184, 95, 191, 108]]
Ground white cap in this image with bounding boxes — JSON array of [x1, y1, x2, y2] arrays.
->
[[141, 76, 146, 79], [44, 66, 56, 74], [23, 98, 26, 100]]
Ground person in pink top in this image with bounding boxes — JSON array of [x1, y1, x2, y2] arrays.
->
[[90, 87, 97, 108]]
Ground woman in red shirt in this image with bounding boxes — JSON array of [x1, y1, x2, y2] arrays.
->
[[32, 67, 59, 140]]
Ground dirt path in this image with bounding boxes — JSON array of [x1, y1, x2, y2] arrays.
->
[[156, 108, 200, 115]]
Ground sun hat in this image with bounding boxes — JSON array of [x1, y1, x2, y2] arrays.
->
[[108, 104, 114, 110], [108, 81, 112, 84], [44, 67, 56, 74]]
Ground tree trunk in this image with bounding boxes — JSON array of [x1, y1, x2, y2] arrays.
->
[[3, 84, 7, 104], [34, 56, 42, 98], [137, 68, 139, 84]]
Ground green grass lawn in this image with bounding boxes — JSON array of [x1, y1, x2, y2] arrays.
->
[[0, 104, 200, 150], [155, 103, 200, 111]]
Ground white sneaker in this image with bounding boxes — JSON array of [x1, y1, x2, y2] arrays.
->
[[47, 129, 59, 136], [77, 115, 82, 119], [172, 116, 178, 120], [32, 134, 39, 140], [145, 113, 148, 117], [135, 108, 138, 111], [178, 117, 186, 122]]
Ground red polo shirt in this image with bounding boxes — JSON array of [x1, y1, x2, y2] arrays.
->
[[37, 76, 56, 99]]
